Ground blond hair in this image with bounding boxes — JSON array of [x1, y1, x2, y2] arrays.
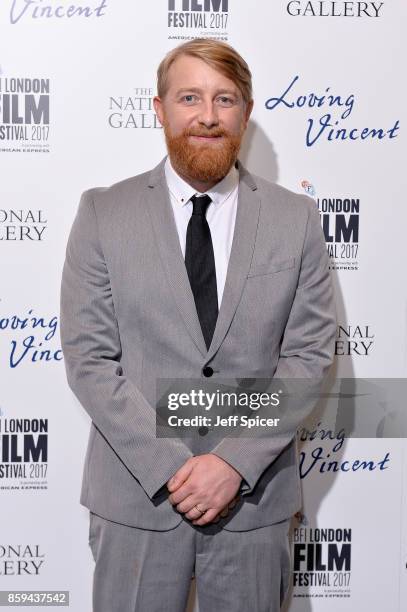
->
[[157, 38, 253, 105]]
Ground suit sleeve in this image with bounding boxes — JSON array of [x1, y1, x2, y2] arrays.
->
[[210, 198, 337, 495], [60, 189, 193, 501]]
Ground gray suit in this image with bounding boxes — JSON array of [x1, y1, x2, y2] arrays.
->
[[60, 156, 336, 535]]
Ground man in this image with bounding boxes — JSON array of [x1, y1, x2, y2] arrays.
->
[[60, 38, 336, 612]]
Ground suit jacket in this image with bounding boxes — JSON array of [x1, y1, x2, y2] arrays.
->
[[59, 156, 336, 531]]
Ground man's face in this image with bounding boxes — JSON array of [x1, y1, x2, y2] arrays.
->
[[153, 54, 253, 183]]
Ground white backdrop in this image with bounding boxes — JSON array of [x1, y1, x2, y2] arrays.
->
[[1, 1, 406, 610]]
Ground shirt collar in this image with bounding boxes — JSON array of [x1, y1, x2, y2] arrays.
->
[[164, 155, 239, 209]]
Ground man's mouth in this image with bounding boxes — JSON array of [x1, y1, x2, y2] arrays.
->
[[189, 134, 223, 141]]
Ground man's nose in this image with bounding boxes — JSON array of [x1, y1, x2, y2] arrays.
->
[[197, 101, 219, 128]]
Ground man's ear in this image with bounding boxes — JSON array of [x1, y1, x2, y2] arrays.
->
[[153, 96, 164, 126], [244, 99, 254, 126]]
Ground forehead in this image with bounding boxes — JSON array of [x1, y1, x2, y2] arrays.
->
[[165, 54, 240, 95]]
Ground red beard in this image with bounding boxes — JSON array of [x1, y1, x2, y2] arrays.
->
[[163, 123, 244, 183]]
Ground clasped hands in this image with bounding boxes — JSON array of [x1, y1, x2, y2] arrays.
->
[[167, 454, 242, 526]]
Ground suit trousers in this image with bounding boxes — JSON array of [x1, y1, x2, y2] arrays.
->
[[88, 510, 292, 612]]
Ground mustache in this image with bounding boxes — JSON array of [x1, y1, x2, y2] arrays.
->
[[184, 128, 228, 138]]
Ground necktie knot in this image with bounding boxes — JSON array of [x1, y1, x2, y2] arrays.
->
[[190, 194, 212, 217]]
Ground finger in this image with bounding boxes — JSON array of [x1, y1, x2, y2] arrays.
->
[[168, 483, 193, 505], [210, 495, 241, 524], [176, 495, 205, 518], [177, 495, 204, 515], [167, 458, 195, 492], [192, 508, 218, 526], [184, 504, 208, 520]]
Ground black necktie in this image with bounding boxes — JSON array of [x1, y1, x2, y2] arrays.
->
[[185, 194, 218, 350]]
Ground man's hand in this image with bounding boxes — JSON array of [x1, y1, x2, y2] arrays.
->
[[211, 494, 241, 524], [167, 454, 242, 526]]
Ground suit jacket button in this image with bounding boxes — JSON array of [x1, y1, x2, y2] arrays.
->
[[202, 366, 213, 377]]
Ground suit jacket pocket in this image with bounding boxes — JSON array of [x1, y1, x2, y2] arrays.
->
[[247, 257, 296, 278]]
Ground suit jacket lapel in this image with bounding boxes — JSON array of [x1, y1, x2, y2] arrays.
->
[[206, 163, 260, 362], [146, 156, 261, 361], [146, 157, 208, 356]]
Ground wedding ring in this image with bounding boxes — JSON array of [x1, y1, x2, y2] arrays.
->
[[195, 504, 207, 515]]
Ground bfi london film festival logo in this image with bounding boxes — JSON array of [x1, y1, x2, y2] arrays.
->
[[167, 0, 229, 41], [0, 76, 50, 154], [108, 88, 162, 130], [0, 413, 48, 492], [0, 209, 47, 242], [285, 1, 384, 17], [292, 519, 352, 599], [301, 181, 360, 271]]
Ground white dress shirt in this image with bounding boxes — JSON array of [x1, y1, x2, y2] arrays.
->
[[164, 156, 239, 308]]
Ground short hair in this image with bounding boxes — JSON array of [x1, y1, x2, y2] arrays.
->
[[157, 38, 253, 105]]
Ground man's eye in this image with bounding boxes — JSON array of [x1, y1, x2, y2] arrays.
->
[[218, 96, 234, 106], [183, 94, 197, 103]]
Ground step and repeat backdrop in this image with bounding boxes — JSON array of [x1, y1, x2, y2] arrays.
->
[[1, 1, 406, 610]]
